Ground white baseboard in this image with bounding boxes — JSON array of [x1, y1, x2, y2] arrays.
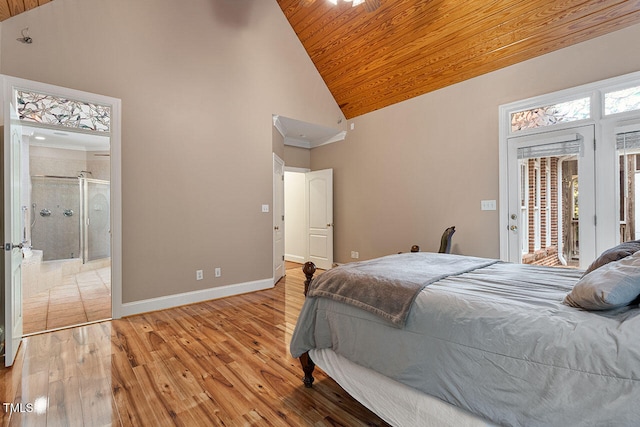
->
[[285, 254, 306, 264], [119, 278, 274, 317]]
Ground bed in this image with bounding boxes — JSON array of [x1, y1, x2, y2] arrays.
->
[[289, 251, 640, 427]]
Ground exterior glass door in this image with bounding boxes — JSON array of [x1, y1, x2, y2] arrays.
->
[[507, 126, 595, 268]]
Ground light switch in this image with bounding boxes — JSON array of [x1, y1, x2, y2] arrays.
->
[[262, 204, 270, 213], [481, 200, 496, 211]]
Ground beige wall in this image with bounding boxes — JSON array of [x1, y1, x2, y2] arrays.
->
[[1, 0, 342, 303], [312, 23, 640, 263], [283, 145, 311, 169]]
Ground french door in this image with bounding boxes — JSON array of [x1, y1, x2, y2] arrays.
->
[[506, 125, 595, 269]]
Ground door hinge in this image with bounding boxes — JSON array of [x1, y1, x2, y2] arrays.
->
[[594, 215, 597, 226], [282, 255, 285, 261], [593, 138, 596, 151]]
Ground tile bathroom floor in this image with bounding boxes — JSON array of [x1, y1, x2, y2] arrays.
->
[[22, 266, 111, 334]]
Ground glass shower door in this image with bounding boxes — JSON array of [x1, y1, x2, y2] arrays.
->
[[83, 179, 110, 263]]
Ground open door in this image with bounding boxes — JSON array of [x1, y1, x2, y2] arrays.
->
[[305, 169, 333, 270], [273, 154, 285, 284], [3, 90, 25, 366], [506, 125, 595, 269]]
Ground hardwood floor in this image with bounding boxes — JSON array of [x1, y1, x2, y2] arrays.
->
[[1, 264, 390, 426]]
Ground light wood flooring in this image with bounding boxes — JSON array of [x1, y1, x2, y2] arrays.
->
[[22, 266, 112, 335], [1, 264, 389, 426]]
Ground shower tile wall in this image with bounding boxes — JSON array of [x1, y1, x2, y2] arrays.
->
[[30, 146, 110, 261], [31, 177, 80, 260]]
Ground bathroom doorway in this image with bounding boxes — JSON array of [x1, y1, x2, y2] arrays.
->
[[21, 129, 112, 334], [3, 76, 122, 365], [22, 126, 112, 334]]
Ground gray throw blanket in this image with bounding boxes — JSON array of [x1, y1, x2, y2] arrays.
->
[[307, 252, 499, 327]]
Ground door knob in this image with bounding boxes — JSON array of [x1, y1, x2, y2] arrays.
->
[[274, 226, 279, 231], [4, 242, 24, 251], [510, 225, 518, 231], [327, 223, 333, 227]]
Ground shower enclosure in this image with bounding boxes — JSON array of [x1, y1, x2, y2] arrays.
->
[[30, 175, 110, 263]]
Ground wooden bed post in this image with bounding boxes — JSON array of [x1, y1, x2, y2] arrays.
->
[[302, 261, 316, 296], [300, 261, 317, 387]]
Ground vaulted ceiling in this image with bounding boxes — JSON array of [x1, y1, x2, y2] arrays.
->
[[278, 0, 640, 119], [4, 1, 640, 120]]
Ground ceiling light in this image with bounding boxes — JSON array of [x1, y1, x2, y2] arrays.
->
[[34, 136, 45, 141], [302, 0, 380, 12]]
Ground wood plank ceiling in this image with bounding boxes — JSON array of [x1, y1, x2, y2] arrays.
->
[[277, 0, 640, 119], [0, 0, 51, 22]]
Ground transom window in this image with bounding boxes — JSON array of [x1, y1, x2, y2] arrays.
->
[[15, 90, 111, 133], [510, 97, 590, 133]]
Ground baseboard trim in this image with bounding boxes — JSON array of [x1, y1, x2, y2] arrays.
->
[[285, 254, 306, 263], [120, 278, 274, 317]]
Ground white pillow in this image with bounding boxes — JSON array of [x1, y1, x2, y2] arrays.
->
[[564, 251, 640, 310]]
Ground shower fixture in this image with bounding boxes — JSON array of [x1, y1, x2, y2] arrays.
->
[[17, 27, 33, 44]]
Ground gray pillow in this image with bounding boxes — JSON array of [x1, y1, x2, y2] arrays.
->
[[564, 251, 640, 310], [582, 240, 640, 275]]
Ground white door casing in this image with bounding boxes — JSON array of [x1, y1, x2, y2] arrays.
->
[[273, 154, 285, 284], [306, 169, 333, 270], [2, 76, 122, 366]]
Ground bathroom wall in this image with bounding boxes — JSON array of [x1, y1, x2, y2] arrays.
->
[[29, 146, 110, 261]]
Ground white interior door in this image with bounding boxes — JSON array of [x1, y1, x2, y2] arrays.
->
[[506, 125, 595, 269], [305, 169, 333, 270], [4, 94, 25, 367], [273, 154, 285, 284]]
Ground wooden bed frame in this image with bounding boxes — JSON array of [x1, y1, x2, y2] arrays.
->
[[299, 261, 317, 388]]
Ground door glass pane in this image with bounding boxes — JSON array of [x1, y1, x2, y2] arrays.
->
[[616, 132, 640, 242], [518, 154, 580, 267], [86, 180, 110, 262]]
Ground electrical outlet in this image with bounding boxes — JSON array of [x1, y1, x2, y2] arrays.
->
[[215, 267, 221, 277], [196, 269, 203, 280], [351, 251, 359, 259]]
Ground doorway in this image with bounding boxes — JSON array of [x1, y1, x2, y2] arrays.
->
[[500, 71, 640, 268], [22, 127, 112, 334], [283, 168, 334, 270], [3, 75, 122, 366], [506, 126, 595, 268]]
